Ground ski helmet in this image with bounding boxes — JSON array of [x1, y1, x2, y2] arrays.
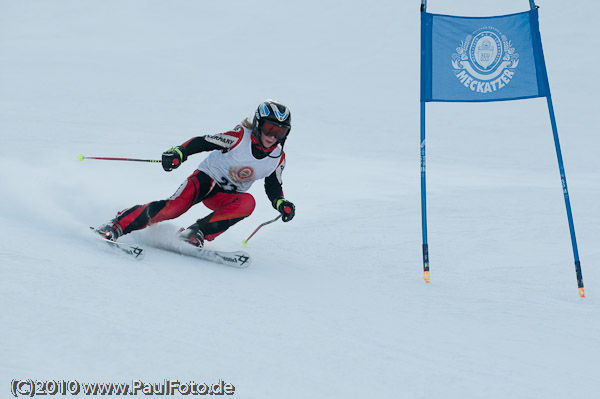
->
[[252, 100, 292, 143]]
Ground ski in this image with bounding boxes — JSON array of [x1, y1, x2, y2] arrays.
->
[[90, 227, 145, 260], [174, 247, 251, 268], [139, 226, 252, 268], [89, 227, 250, 267], [145, 241, 252, 268]]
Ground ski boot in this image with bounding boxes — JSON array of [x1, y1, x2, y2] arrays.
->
[[96, 220, 123, 241], [178, 222, 205, 248]]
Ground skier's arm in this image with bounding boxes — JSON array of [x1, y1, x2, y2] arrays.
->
[[162, 127, 244, 171], [264, 153, 295, 222], [180, 130, 243, 155], [265, 154, 286, 205], [181, 127, 245, 156]]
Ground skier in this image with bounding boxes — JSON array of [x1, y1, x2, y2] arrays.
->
[[95, 100, 296, 247]]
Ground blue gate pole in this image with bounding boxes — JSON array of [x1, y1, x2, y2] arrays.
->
[[546, 95, 585, 297], [420, 101, 430, 283], [420, 0, 429, 283]]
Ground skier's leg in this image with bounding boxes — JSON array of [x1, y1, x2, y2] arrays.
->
[[98, 170, 215, 239], [200, 192, 256, 241], [181, 192, 256, 245]]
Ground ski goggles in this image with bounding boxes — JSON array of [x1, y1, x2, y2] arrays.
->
[[261, 121, 290, 140]]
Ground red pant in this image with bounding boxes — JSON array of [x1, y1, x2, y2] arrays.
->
[[201, 191, 256, 241], [115, 170, 256, 241]]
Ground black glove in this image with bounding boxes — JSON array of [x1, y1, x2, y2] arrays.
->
[[162, 146, 187, 171], [275, 198, 295, 222]]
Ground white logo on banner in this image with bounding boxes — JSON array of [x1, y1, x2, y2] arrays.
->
[[451, 26, 519, 94]]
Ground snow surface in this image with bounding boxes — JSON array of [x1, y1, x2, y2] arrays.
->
[[1, 0, 599, 398]]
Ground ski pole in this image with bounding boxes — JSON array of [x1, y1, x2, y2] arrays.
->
[[242, 214, 282, 246], [78, 154, 160, 163]]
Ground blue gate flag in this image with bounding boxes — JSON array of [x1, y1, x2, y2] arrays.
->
[[421, 9, 549, 102], [419, 2, 585, 297]]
